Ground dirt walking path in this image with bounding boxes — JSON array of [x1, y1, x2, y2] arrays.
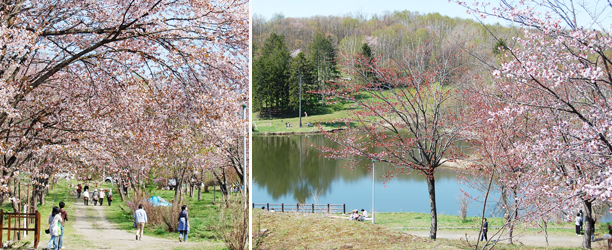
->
[[405, 229, 609, 248], [67, 201, 207, 250]]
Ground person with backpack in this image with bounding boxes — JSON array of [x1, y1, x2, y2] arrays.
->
[[92, 189, 99, 206], [45, 206, 62, 250]]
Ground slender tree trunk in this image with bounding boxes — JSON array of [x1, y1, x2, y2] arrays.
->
[[426, 174, 437, 240], [197, 185, 202, 200], [118, 185, 125, 201], [583, 200, 594, 249]]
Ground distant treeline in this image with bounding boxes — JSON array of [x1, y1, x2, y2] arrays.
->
[[253, 10, 520, 118]]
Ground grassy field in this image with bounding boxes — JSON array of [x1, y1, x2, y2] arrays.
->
[[252, 210, 586, 250], [254, 86, 456, 134]]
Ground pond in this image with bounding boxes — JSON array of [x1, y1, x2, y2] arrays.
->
[[253, 134, 500, 217]]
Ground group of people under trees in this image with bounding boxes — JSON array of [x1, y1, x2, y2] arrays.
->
[[49, 183, 192, 246], [76, 184, 113, 206]]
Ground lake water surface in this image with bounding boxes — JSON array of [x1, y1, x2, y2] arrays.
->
[[253, 134, 501, 217]]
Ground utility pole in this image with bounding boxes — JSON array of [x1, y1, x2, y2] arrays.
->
[[242, 104, 247, 210], [299, 72, 302, 127], [372, 159, 375, 224]]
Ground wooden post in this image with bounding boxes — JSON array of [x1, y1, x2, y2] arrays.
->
[[343, 204, 346, 214], [7, 214, 11, 241], [281, 203, 284, 212], [266, 203, 269, 211], [297, 204, 299, 212], [312, 204, 314, 213], [328, 204, 330, 214], [0, 209, 3, 247], [34, 210, 40, 248]]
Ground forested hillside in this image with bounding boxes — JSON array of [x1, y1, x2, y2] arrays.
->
[[252, 11, 519, 118]]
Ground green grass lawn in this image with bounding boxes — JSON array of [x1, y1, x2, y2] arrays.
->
[[254, 85, 457, 134]]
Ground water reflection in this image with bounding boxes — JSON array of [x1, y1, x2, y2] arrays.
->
[[253, 134, 492, 216]]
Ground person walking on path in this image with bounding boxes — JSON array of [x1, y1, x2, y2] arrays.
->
[[76, 184, 82, 199], [134, 204, 148, 241], [58, 202, 69, 249], [92, 189, 99, 206], [480, 218, 488, 241], [576, 213, 582, 235], [99, 189, 105, 206], [46, 206, 63, 250], [107, 190, 113, 206], [178, 205, 190, 242], [83, 189, 90, 206]]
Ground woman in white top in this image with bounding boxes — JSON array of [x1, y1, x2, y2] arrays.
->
[[46, 206, 63, 250], [99, 190, 105, 206]]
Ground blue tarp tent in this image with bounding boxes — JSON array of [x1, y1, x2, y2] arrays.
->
[[149, 196, 172, 207]]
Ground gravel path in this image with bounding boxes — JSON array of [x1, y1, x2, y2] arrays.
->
[[67, 201, 205, 250]]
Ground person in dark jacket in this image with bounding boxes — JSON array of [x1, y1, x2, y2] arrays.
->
[[480, 218, 488, 241]]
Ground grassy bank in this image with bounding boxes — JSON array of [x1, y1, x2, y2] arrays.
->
[[253, 209, 465, 249], [254, 210, 601, 250], [253, 102, 358, 134]]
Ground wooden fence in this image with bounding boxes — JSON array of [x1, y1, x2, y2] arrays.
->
[[253, 203, 345, 214], [0, 209, 41, 248]]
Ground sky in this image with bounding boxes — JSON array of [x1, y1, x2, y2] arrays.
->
[[252, 0, 508, 25], [252, 0, 612, 29]]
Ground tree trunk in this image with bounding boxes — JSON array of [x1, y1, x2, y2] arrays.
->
[[583, 200, 594, 249], [197, 185, 202, 200], [426, 174, 437, 240], [40, 190, 45, 206], [189, 183, 194, 198], [118, 185, 125, 201]]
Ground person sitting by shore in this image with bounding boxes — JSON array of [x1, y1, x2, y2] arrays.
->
[[350, 210, 359, 220]]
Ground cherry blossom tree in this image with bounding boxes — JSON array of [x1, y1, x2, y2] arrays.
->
[[316, 36, 466, 240], [456, 0, 612, 248], [0, 0, 248, 224]]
